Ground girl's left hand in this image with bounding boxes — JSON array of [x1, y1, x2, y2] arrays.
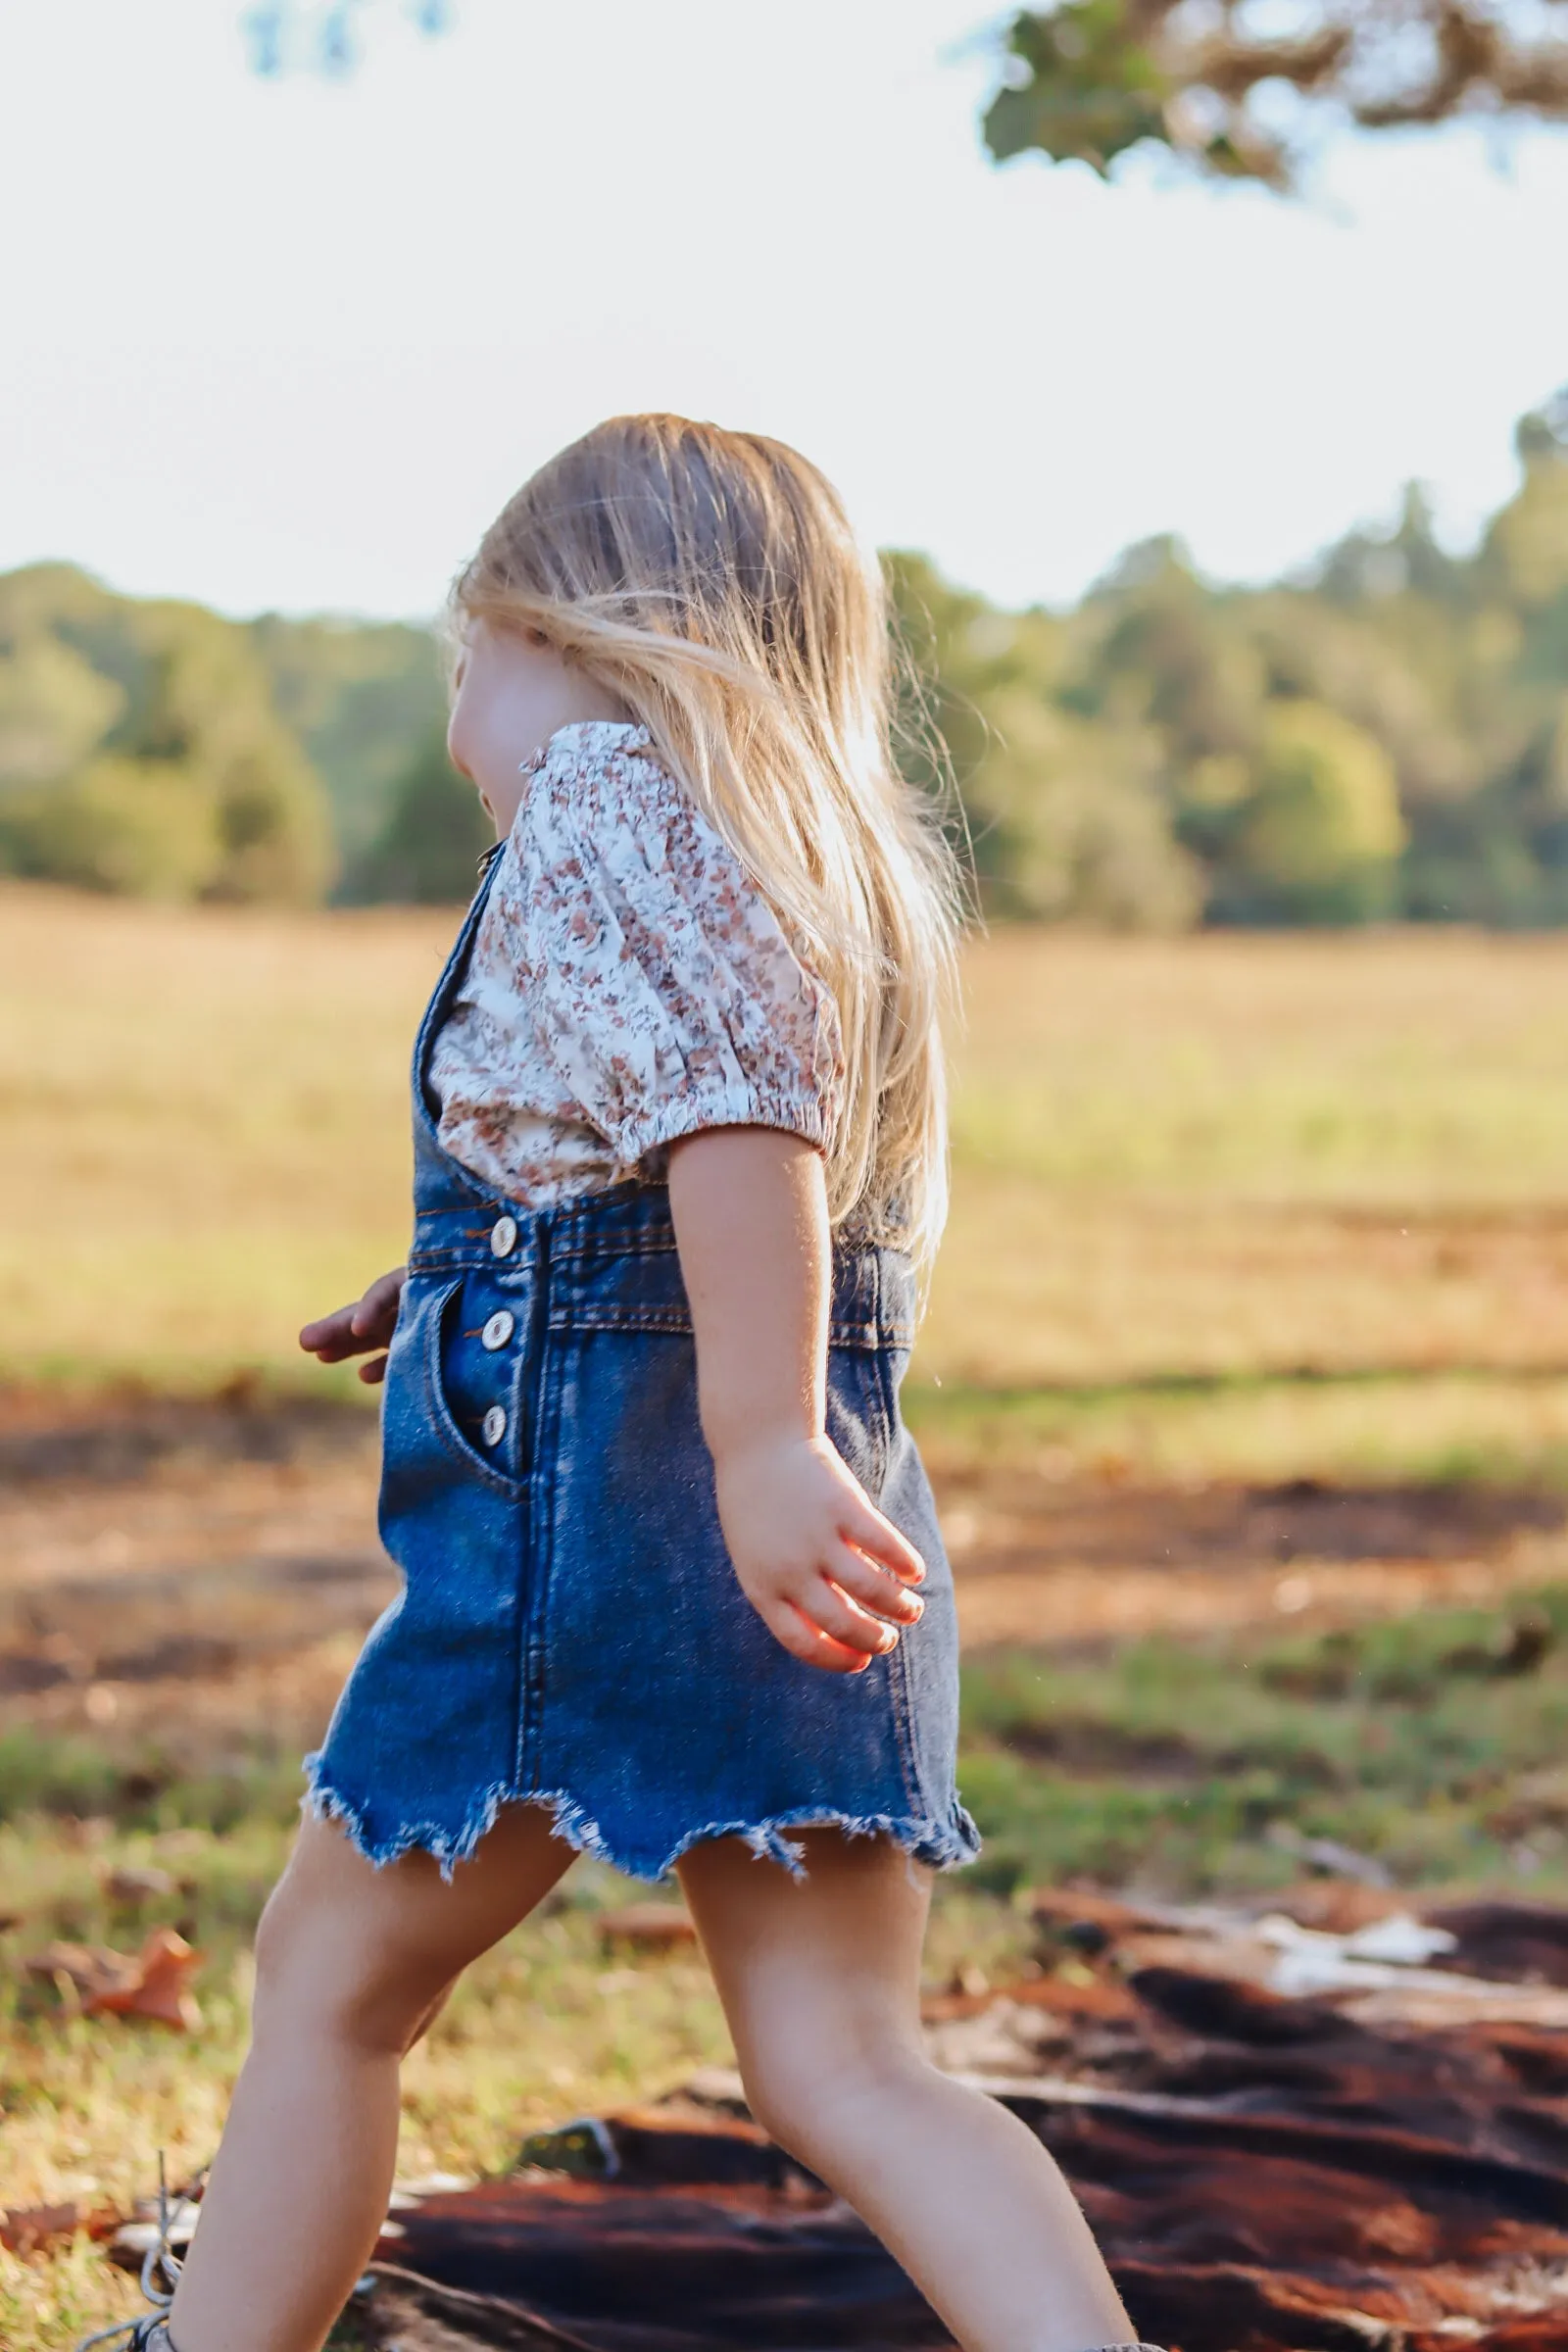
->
[[711, 1432, 927, 1674]]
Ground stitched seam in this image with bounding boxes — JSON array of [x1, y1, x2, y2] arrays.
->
[[538, 1304, 900, 1347], [888, 1614, 925, 1815], [517, 1237, 561, 1788], [547, 1306, 692, 1336], [548, 1236, 680, 1266]]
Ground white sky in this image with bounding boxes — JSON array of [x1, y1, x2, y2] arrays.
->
[[4, 0, 1567, 621]]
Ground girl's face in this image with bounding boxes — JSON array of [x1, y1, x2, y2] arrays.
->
[[447, 616, 630, 836]]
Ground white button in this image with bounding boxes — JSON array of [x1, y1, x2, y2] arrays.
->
[[490, 1214, 518, 1258], [481, 1405, 508, 1447], [481, 1309, 515, 1351]]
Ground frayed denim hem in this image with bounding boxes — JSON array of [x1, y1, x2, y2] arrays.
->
[[300, 1755, 982, 1884]]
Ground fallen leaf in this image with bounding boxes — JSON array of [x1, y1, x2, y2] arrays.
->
[[0, 2200, 123, 2255], [25, 1928, 202, 2031]]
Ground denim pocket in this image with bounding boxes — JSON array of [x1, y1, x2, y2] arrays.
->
[[422, 1272, 533, 1494]]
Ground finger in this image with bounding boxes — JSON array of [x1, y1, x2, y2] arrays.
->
[[350, 1308, 398, 1349], [767, 1599, 874, 1676], [304, 1333, 372, 1363], [827, 1546, 925, 1627], [357, 1353, 390, 1386], [298, 1306, 365, 1357], [840, 1498, 926, 1586], [350, 1271, 405, 1340], [794, 1575, 900, 1659]]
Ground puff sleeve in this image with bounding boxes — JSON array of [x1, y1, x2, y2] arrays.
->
[[488, 732, 845, 1170]]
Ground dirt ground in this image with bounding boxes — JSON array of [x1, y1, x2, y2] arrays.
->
[[5, 1387, 1566, 1767]]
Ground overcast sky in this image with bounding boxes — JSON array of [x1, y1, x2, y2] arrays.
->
[[4, 0, 1567, 622]]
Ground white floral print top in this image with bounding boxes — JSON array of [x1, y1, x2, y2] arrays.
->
[[428, 720, 846, 1208]]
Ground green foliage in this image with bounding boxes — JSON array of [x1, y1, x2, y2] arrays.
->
[[0, 566, 341, 905], [983, 0, 1568, 193], [1221, 701, 1405, 923], [350, 721, 493, 902], [885, 396, 1568, 930], [250, 612, 449, 866], [984, 2, 1171, 181], [0, 757, 221, 898], [886, 548, 1200, 927], [0, 628, 124, 788]]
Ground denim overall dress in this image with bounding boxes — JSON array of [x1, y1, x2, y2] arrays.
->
[[305, 853, 981, 1882]]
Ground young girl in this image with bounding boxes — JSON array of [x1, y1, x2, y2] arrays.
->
[[98, 416, 1157, 2352]]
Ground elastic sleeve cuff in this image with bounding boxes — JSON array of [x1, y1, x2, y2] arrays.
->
[[613, 1085, 835, 1169]]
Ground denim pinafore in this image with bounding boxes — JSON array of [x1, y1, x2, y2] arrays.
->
[[305, 851, 980, 1881]]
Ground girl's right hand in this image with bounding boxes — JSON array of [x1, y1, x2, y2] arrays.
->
[[712, 1432, 927, 1675], [299, 1267, 408, 1385]]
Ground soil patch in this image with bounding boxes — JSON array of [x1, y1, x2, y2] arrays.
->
[[2, 1390, 1565, 1752]]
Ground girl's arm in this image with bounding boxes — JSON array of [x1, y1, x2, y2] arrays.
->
[[666, 1127, 927, 1674]]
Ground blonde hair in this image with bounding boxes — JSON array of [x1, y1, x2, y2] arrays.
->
[[454, 414, 963, 1271]]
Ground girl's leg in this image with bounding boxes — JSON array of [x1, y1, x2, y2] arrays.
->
[[676, 1831, 1136, 2352], [168, 1804, 576, 2352]]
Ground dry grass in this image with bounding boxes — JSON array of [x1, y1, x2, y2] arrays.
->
[[0, 887, 443, 1387], [10, 887, 1568, 1482]]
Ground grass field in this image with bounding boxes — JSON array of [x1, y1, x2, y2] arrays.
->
[[8, 884, 1568, 1482], [10, 884, 1568, 2348]]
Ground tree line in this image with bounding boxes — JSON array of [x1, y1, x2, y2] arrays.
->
[[3, 396, 1566, 928]]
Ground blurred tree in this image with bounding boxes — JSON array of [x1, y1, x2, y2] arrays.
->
[[886, 548, 1201, 926], [251, 612, 448, 866], [0, 566, 337, 904], [969, 688, 1202, 925], [350, 721, 491, 902], [0, 631, 124, 788], [983, 0, 1568, 190], [1220, 700, 1406, 921], [0, 758, 221, 898], [1079, 539, 1267, 762], [1484, 394, 1568, 609]]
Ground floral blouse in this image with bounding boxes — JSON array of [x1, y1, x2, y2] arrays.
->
[[428, 719, 847, 1209]]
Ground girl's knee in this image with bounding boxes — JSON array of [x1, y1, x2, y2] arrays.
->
[[251, 1872, 434, 2057], [740, 2038, 922, 2161]]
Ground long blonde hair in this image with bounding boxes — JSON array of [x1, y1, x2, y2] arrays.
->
[[454, 414, 963, 1271]]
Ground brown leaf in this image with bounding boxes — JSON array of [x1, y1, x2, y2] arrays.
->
[[0, 2200, 124, 2256], [25, 1928, 202, 2031]]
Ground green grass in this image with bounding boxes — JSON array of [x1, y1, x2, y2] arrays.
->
[[906, 1363, 1568, 1488], [958, 1583, 1568, 1897]]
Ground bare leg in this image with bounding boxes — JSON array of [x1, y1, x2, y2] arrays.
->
[[168, 1804, 576, 2352], [677, 1831, 1135, 2352]]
